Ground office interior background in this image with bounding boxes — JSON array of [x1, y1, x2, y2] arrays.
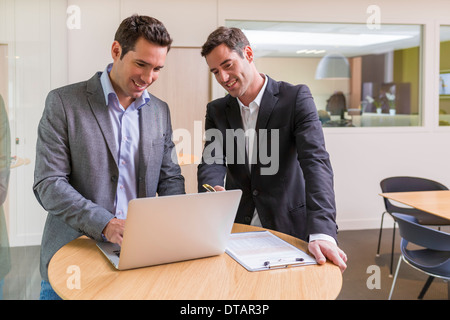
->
[[1, 0, 450, 299]]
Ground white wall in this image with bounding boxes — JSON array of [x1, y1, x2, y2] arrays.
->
[[2, 0, 450, 246], [66, 0, 218, 83]]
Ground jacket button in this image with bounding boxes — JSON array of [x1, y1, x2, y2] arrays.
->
[[111, 175, 118, 182], [244, 216, 251, 223], [252, 190, 259, 196]]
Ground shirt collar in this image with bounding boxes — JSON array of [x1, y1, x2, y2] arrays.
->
[[237, 74, 268, 111], [100, 63, 150, 110]]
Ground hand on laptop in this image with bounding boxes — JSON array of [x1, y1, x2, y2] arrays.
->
[[103, 218, 126, 246], [213, 185, 225, 191]]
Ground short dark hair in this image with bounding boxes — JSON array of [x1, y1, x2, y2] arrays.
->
[[114, 14, 173, 59], [201, 26, 250, 58]]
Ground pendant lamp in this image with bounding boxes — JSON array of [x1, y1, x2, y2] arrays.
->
[[315, 53, 350, 79]]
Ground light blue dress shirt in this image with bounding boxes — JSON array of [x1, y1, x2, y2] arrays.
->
[[100, 64, 150, 219]]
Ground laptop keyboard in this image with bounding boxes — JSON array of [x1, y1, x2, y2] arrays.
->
[[113, 249, 121, 257]]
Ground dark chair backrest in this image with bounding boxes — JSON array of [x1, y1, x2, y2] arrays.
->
[[380, 176, 448, 214], [392, 213, 450, 252]]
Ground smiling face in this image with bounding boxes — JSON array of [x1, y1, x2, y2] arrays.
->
[[109, 37, 168, 108], [206, 43, 262, 106]]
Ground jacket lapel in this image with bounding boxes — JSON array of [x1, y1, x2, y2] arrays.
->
[[86, 72, 118, 165], [254, 77, 279, 176], [225, 96, 243, 130], [137, 101, 155, 197], [255, 76, 279, 131], [225, 96, 250, 176]]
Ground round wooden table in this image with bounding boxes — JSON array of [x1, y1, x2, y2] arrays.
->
[[48, 224, 342, 300]]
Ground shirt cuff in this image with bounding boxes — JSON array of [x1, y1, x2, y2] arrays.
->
[[309, 233, 337, 245]]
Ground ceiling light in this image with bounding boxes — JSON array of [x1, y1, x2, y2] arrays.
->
[[296, 49, 326, 55], [243, 30, 413, 47]]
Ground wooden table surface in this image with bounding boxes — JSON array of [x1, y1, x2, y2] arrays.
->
[[380, 190, 450, 221], [48, 224, 342, 300]]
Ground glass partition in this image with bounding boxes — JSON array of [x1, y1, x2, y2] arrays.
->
[[226, 21, 423, 127], [439, 25, 450, 126], [0, 0, 60, 300]]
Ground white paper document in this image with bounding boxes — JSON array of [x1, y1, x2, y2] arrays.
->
[[225, 231, 317, 271]]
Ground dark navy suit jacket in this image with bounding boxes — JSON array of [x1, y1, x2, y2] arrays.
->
[[197, 76, 337, 241]]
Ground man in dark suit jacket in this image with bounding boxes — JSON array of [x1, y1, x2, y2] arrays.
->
[[33, 15, 185, 299], [197, 27, 347, 271]]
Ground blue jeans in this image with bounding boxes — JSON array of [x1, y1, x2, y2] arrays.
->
[[39, 280, 62, 300]]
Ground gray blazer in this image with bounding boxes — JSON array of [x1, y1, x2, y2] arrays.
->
[[33, 72, 185, 281]]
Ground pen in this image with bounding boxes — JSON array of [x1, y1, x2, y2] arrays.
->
[[263, 257, 305, 269], [202, 184, 216, 192]]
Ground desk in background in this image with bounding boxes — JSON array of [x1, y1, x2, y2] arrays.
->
[[380, 190, 450, 221], [48, 224, 342, 300]]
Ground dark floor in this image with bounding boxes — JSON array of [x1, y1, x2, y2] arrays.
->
[[0, 227, 448, 300], [336, 228, 449, 300]]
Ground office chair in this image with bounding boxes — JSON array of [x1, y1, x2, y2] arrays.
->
[[388, 213, 450, 300], [325, 91, 347, 119], [377, 176, 449, 276]]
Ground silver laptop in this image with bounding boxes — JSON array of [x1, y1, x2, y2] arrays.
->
[[96, 189, 242, 270]]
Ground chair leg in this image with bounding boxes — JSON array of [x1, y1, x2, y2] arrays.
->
[[389, 255, 402, 300], [389, 221, 396, 277], [376, 211, 386, 257], [418, 276, 435, 300]]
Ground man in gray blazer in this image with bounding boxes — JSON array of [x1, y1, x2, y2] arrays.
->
[[33, 15, 185, 299], [197, 27, 347, 272]]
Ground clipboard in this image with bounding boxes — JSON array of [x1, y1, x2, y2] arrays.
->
[[225, 231, 316, 271]]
